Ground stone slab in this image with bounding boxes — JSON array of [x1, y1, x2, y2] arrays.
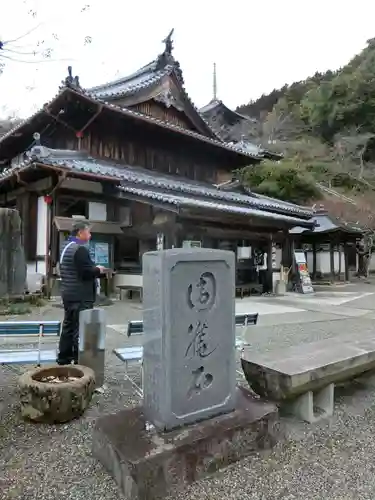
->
[[241, 330, 375, 400], [78, 308, 106, 388], [142, 248, 236, 431], [92, 386, 280, 500]]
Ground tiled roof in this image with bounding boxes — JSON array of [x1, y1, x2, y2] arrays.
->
[[118, 185, 315, 226], [85, 49, 219, 140], [200, 99, 252, 122], [290, 211, 363, 235], [199, 103, 282, 160], [8, 147, 312, 221], [86, 60, 177, 100], [0, 147, 314, 226], [0, 87, 263, 162], [0, 88, 67, 146], [232, 140, 283, 161]]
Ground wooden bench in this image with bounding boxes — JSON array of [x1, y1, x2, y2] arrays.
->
[[0, 321, 61, 366], [241, 331, 375, 424], [114, 312, 259, 398]]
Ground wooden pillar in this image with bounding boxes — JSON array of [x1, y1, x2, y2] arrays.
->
[[164, 219, 177, 250], [50, 193, 59, 269], [344, 242, 349, 281], [281, 231, 290, 267], [329, 241, 335, 282], [15, 192, 26, 247], [312, 241, 317, 280], [164, 231, 177, 249], [45, 197, 53, 298], [266, 235, 273, 293]]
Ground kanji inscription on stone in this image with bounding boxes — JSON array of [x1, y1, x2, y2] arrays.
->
[[142, 248, 236, 431]]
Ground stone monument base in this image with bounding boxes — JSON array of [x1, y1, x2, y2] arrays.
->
[[92, 386, 280, 499]]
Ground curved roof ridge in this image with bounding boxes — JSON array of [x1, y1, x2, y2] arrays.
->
[[86, 60, 159, 93]]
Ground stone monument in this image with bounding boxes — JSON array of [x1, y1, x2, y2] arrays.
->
[[0, 208, 26, 297], [142, 248, 236, 430], [92, 249, 279, 500]]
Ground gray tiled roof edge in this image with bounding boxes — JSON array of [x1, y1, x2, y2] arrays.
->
[[1, 148, 312, 218]]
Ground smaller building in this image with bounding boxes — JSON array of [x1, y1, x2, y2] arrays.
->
[[290, 209, 364, 281]]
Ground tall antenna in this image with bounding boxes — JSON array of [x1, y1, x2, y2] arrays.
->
[[213, 62, 217, 100]]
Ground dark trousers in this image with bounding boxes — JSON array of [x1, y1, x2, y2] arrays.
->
[[57, 301, 93, 365]]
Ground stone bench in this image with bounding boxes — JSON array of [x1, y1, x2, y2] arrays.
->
[[241, 332, 375, 423]]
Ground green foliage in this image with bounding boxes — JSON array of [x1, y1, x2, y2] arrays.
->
[[299, 41, 375, 140], [240, 39, 375, 144], [237, 70, 336, 120], [235, 38, 375, 203], [238, 161, 320, 204]]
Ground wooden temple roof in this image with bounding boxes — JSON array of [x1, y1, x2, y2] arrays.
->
[[200, 99, 252, 126], [85, 29, 217, 140], [0, 31, 277, 166], [0, 146, 314, 228], [199, 62, 282, 162], [0, 86, 263, 165]]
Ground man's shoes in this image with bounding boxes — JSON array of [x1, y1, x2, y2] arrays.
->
[[56, 359, 73, 365]]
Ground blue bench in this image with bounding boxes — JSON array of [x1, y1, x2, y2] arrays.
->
[[0, 321, 61, 366], [126, 313, 259, 337], [115, 313, 258, 397]]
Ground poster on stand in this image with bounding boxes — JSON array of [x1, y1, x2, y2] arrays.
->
[[294, 250, 314, 294], [89, 241, 109, 267]]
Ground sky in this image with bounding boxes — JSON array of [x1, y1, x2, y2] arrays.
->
[[1, 0, 375, 118]]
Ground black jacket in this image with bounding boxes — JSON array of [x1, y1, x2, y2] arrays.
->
[[60, 242, 101, 303]]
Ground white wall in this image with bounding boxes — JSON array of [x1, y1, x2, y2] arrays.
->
[[36, 196, 48, 258], [88, 201, 107, 221], [272, 271, 280, 291], [306, 250, 345, 275], [369, 254, 375, 271], [27, 262, 46, 275]]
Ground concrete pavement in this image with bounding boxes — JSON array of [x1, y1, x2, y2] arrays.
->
[[2, 282, 375, 499]]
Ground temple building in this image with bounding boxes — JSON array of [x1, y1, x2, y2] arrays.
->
[[0, 30, 313, 297], [200, 63, 282, 161]]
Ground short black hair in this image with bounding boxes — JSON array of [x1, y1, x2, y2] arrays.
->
[[71, 219, 90, 236]]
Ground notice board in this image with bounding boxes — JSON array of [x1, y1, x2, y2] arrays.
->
[[294, 249, 314, 294]]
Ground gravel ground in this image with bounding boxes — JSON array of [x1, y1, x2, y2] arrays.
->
[[1, 310, 375, 499]]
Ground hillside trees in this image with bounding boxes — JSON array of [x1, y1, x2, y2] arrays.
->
[[237, 160, 320, 205], [235, 38, 375, 202]]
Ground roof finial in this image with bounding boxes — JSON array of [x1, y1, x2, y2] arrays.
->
[[162, 29, 174, 56], [213, 62, 217, 100], [61, 66, 80, 89]]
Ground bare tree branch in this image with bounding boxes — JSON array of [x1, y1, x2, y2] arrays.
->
[[0, 1, 91, 74], [3, 22, 44, 45], [334, 127, 375, 179]]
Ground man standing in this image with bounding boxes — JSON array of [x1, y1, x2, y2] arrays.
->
[[57, 220, 105, 365]]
